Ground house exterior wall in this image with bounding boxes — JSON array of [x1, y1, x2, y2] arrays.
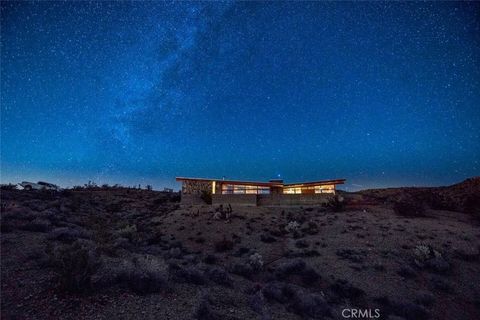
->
[[257, 194, 333, 206], [181, 180, 212, 194], [212, 194, 257, 206], [209, 193, 334, 206]]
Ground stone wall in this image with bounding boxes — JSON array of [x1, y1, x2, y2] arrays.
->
[[209, 193, 333, 206], [181, 180, 212, 195], [257, 194, 332, 206], [212, 194, 257, 206]]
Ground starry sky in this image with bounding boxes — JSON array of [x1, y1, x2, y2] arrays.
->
[[1, 1, 479, 191]]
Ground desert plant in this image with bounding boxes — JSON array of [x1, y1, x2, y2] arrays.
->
[[0, 183, 18, 190], [117, 255, 168, 294], [201, 190, 212, 205], [48, 240, 101, 293], [249, 253, 264, 271], [285, 221, 300, 233], [393, 196, 425, 217], [21, 217, 51, 233], [205, 266, 233, 287], [213, 204, 233, 220], [168, 263, 206, 285], [463, 195, 480, 217], [327, 195, 345, 212], [214, 236, 234, 252], [84, 181, 98, 189], [117, 224, 137, 242]]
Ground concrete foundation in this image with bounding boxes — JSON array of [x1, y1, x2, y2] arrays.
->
[[180, 194, 206, 205], [186, 193, 335, 206], [212, 194, 257, 206], [257, 194, 332, 206]]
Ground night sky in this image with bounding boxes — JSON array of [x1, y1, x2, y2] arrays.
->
[[1, 2, 479, 191]]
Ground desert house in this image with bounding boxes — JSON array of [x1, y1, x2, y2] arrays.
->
[[176, 177, 346, 206]]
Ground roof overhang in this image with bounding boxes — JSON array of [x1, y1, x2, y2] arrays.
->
[[284, 179, 346, 188], [175, 177, 282, 187], [176, 177, 346, 188]]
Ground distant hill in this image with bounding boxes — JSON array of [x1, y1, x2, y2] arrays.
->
[[357, 177, 480, 215]]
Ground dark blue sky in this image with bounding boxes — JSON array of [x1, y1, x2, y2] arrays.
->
[[1, 2, 479, 190]]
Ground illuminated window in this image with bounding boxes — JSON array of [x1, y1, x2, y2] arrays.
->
[[221, 184, 270, 194]]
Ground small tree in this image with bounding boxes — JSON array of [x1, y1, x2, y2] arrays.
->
[[201, 190, 212, 205]]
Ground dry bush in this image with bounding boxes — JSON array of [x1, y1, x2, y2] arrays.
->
[[0, 183, 17, 190], [463, 195, 480, 218], [214, 236, 234, 252], [116, 256, 168, 294], [48, 240, 101, 293], [194, 290, 219, 320], [326, 195, 345, 212], [201, 190, 212, 205], [205, 266, 233, 287], [168, 263, 206, 285], [421, 192, 455, 211], [48, 226, 90, 242], [21, 217, 51, 232], [393, 196, 425, 217]]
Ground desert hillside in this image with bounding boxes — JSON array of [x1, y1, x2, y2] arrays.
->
[[1, 182, 479, 320]]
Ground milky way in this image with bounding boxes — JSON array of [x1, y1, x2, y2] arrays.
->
[[1, 2, 479, 190]]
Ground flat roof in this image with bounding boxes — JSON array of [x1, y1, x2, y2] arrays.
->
[[176, 177, 346, 187], [176, 177, 281, 187]]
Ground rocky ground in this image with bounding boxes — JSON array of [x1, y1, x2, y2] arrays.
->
[[1, 179, 480, 320]]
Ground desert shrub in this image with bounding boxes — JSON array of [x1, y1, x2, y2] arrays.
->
[[413, 244, 450, 273], [170, 192, 181, 202], [106, 201, 123, 213], [194, 290, 219, 320], [262, 282, 330, 318], [117, 224, 137, 241], [248, 253, 264, 271], [329, 279, 365, 300], [289, 288, 331, 318], [205, 266, 233, 287], [0, 183, 17, 190], [60, 189, 73, 197], [48, 226, 90, 242], [389, 301, 430, 320], [213, 204, 233, 220], [422, 192, 455, 211], [285, 221, 300, 233], [214, 236, 234, 252], [262, 281, 292, 303], [152, 197, 168, 206], [203, 254, 217, 264], [201, 190, 212, 205], [393, 196, 425, 217], [21, 217, 51, 232], [231, 262, 254, 278], [463, 195, 480, 217], [260, 233, 276, 243], [249, 291, 267, 316], [305, 221, 319, 235], [116, 255, 168, 294], [168, 263, 205, 285], [274, 259, 306, 279], [48, 240, 101, 293], [327, 195, 345, 212]]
